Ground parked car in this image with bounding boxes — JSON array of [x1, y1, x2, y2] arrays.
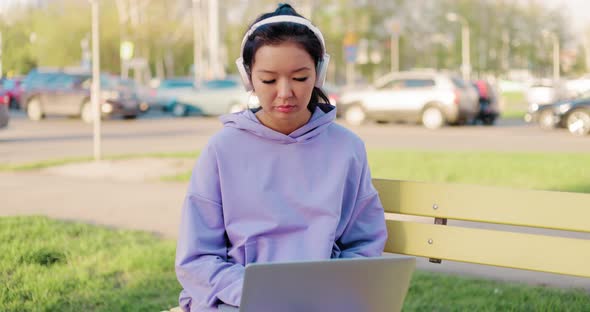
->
[[0, 77, 24, 109], [472, 79, 500, 125], [142, 78, 195, 112], [171, 76, 254, 117], [21, 69, 146, 123], [551, 93, 590, 136], [523, 80, 569, 129], [108, 77, 151, 113], [0, 89, 9, 129], [338, 71, 479, 129]]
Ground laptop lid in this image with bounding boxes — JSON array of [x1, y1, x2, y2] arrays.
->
[[238, 255, 416, 312]]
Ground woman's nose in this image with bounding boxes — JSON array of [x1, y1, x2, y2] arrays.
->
[[277, 79, 294, 99]]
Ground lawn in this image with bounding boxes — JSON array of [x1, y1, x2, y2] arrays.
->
[[164, 150, 590, 193], [2, 217, 589, 312]]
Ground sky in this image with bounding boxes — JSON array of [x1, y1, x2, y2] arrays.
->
[[539, 0, 590, 34]]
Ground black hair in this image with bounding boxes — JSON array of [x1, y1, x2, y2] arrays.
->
[[242, 3, 331, 112]]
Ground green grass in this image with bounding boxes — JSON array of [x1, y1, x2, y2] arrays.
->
[[367, 150, 590, 193], [2, 217, 588, 311], [0, 151, 199, 172], [3, 149, 589, 193], [0, 216, 181, 312], [405, 271, 590, 311], [501, 110, 526, 120], [500, 91, 527, 119], [164, 150, 590, 193]]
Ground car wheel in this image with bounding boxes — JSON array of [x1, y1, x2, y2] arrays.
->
[[228, 103, 244, 114], [26, 97, 44, 121], [172, 103, 188, 117], [9, 98, 20, 110], [421, 106, 445, 129], [482, 116, 496, 126], [123, 115, 137, 120], [538, 109, 555, 130], [80, 100, 94, 123], [344, 104, 366, 126], [566, 110, 590, 136]]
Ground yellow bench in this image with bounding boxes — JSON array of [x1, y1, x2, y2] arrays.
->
[[374, 178, 590, 278]]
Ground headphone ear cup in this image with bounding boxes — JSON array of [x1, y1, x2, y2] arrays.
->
[[315, 54, 330, 88], [236, 58, 254, 91]]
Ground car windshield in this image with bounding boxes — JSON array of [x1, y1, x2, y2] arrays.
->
[[574, 89, 590, 99], [160, 80, 194, 89], [450, 76, 467, 89]]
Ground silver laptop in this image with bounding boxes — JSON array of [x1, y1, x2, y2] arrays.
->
[[218, 255, 415, 312]]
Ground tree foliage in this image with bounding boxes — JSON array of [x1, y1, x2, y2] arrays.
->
[[0, 0, 580, 82]]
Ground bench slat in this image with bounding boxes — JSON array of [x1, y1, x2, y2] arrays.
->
[[384, 220, 590, 278], [374, 179, 590, 233]]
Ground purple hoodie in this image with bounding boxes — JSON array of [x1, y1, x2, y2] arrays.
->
[[175, 104, 387, 311]]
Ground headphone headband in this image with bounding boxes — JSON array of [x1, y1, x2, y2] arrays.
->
[[239, 15, 326, 54], [236, 15, 330, 92]]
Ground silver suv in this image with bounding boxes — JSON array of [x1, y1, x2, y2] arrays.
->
[[339, 71, 479, 129]]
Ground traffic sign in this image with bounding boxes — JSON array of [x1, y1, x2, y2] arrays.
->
[[344, 45, 358, 63], [120, 41, 134, 61]]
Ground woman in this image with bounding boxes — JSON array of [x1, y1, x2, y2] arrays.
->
[[175, 4, 387, 311]]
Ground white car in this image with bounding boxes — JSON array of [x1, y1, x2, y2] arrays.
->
[[339, 71, 479, 129], [171, 76, 256, 117]]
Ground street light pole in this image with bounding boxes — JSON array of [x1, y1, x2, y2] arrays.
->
[[446, 12, 470, 81], [90, 0, 102, 161], [208, 0, 222, 79], [552, 34, 560, 83], [0, 31, 3, 79], [542, 30, 560, 83], [192, 0, 202, 88], [390, 34, 399, 72], [461, 22, 470, 81]]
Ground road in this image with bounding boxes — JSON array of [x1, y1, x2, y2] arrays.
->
[[1, 110, 588, 165]]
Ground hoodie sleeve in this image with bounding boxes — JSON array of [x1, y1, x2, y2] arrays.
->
[[175, 143, 244, 310], [335, 147, 388, 258]]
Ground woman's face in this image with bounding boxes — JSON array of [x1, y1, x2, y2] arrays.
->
[[250, 41, 316, 133]]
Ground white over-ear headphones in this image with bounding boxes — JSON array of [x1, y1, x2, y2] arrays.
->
[[235, 15, 331, 92]]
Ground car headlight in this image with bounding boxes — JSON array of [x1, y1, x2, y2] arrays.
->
[[101, 91, 120, 100], [557, 103, 571, 114], [529, 103, 539, 112], [101, 103, 114, 113]]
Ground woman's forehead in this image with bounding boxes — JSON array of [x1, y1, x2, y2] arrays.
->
[[253, 42, 314, 71]]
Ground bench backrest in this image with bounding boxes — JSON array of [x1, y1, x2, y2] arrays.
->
[[373, 179, 590, 278]]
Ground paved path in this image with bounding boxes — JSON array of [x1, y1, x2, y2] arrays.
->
[[2, 112, 589, 165], [2, 170, 589, 291]]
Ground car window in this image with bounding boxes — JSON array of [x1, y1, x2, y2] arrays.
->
[[48, 74, 76, 89], [2, 80, 15, 89], [160, 80, 193, 89], [203, 79, 238, 89], [450, 76, 467, 89], [404, 79, 435, 88], [25, 73, 60, 89], [379, 79, 405, 90]]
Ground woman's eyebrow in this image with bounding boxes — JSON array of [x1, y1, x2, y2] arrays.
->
[[256, 67, 312, 74]]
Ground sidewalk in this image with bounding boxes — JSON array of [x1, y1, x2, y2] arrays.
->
[[1, 162, 589, 291]]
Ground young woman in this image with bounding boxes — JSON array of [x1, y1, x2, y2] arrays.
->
[[175, 4, 387, 311]]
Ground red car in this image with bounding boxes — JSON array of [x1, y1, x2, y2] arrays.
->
[[1, 78, 24, 109], [0, 89, 10, 129]]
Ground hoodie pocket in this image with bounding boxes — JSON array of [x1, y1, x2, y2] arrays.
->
[[244, 240, 258, 264]]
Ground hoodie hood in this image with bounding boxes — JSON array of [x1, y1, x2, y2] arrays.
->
[[220, 104, 336, 144]]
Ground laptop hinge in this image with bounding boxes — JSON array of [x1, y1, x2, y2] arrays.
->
[[429, 217, 448, 264]]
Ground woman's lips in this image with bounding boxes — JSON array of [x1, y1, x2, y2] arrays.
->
[[275, 105, 296, 113]]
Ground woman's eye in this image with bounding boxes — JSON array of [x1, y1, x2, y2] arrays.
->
[[261, 79, 276, 84], [294, 77, 308, 82]]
